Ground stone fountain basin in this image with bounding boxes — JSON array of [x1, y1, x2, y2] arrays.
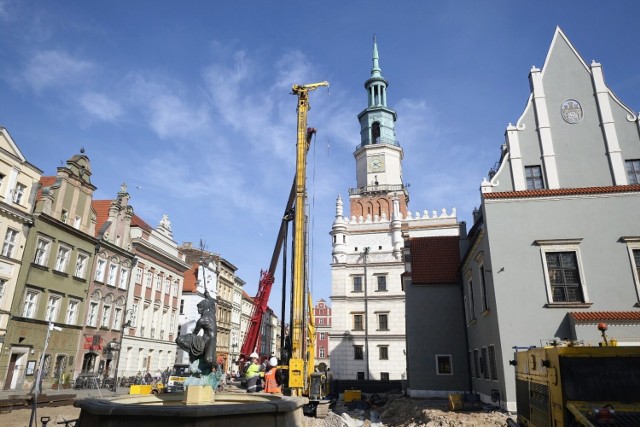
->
[[74, 392, 309, 427]]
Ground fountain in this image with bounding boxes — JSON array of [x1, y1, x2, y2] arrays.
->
[[74, 291, 308, 426]]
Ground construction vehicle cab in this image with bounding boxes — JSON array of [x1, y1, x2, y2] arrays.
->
[[510, 342, 640, 426]]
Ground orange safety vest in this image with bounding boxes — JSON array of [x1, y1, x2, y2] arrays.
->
[[264, 369, 281, 394]]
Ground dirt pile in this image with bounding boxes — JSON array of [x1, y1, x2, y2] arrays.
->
[[303, 395, 510, 427]]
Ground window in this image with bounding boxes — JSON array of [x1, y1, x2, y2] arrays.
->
[[61, 209, 69, 223], [2, 228, 19, 258], [467, 278, 476, 321], [45, 294, 61, 321], [101, 304, 111, 328], [0, 173, 4, 189], [0, 279, 5, 305], [436, 355, 453, 375], [379, 346, 389, 360], [319, 332, 325, 340], [376, 275, 387, 291], [626, 159, 640, 184], [473, 349, 480, 379], [54, 245, 71, 272], [481, 347, 489, 379], [119, 268, 129, 289], [112, 306, 123, 330], [357, 372, 365, 380], [354, 345, 363, 360], [353, 314, 364, 331], [468, 351, 475, 378], [74, 253, 88, 278], [95, 259, 106, 282], [66, 299, 79, 324], [319, 348, 325, 358], [480, 265, 489, 312], [156, 273, 162, 290], [546, 252, 584, 302], [525, 165, 545, 190], [73, 216, 81, 229], [179, 299, 184, 315], [87, 302, 99, 327], [378, 313, 389, 331], [34, 237, 51, 266], [130, 299, 139, 327], [634, 249, 640, 280], [23, 289, 39, 317], [353, 276, 362, 292], [170, 311, 176, 335], [12, 183, 26, 204], [135, 267, 142, 283], [107, 264, 118, 286], [380, 372, 390, 381], [488, 345, 498, 380], [146, 271, 152, 287]]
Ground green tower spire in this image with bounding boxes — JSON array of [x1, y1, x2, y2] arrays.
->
[[371, 34, 382, 78]]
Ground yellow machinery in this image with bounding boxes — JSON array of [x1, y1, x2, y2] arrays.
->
[[511, 343, 640, 426], [286, 81, 331, 417]]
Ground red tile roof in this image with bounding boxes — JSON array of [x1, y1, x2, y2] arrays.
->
[[409, 236, 461, 285], [182, 262, 199, 293], [242, 290, 254, 302], [570, 311, 640, 322], [92, 200, 112, 237], [483, 184, 640, 200], [37, 176, 57, 199], [131, 214, 152, 232]]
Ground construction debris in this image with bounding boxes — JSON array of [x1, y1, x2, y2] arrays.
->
[[304, 394, 510, 427]]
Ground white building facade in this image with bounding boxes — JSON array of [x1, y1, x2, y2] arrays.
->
[[119, 215, 189, 376], [329, 41, 460, 381]]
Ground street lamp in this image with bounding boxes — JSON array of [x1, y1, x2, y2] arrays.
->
[[30, 321, 62, 427], [111, 310, 133, 393]]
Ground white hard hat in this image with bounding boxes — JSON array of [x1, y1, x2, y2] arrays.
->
[[249, 352, 259, 359], [269, 357, 278, 367]]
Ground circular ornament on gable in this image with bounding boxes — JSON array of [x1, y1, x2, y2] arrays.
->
[[561, 99, 583, 124]]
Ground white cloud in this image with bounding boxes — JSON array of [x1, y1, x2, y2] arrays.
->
[[23, 50, 93, 92], [126, 73, 213, 140], [80, 92, 123, 122]]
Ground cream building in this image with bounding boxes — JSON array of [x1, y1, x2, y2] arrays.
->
[[0, 128, 42, 363]]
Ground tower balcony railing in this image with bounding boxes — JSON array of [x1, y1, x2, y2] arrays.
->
[[348, 184, 408, 196], [356, 137, 400, 151]]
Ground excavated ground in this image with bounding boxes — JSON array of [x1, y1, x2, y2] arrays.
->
[[303, 394, 511, 427]]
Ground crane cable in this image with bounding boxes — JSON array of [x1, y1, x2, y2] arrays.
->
[[308, 130, 318, 298]]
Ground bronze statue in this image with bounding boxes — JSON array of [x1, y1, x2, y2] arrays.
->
[[175, 290, 221, 389], [176, 290, 217, 364]]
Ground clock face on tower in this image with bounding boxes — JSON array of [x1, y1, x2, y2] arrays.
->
[[368, 155, 385, 172]]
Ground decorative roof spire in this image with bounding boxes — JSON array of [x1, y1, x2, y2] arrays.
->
[[371, 34, 382, 78]]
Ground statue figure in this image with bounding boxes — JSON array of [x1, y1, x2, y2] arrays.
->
[[176, 290, 217, 364], [175, 290, 222, 390]]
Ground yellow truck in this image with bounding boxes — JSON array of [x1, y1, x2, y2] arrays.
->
[[165, 364, 190, 394], [510, 343, 640, 426]]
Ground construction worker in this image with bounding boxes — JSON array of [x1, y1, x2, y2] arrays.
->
[[245, 352, 262, 393], [263, 356, 282, 394]]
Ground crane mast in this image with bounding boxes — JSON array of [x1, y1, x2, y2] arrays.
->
[[289, 81, 328, 395]]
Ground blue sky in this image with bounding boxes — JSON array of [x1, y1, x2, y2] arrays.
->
[[2, 1, 640, 309]]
